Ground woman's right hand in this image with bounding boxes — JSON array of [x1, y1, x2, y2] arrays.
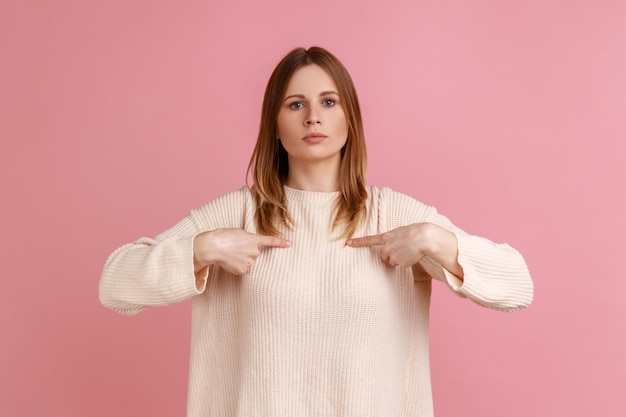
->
[[193, 228, 291, 276]]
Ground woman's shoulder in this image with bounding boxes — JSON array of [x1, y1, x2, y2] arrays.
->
[[366, 185, 435, 225], [190, 185, 254, 229], [196, 185, 253, 208], [366, 185, 432, 209]]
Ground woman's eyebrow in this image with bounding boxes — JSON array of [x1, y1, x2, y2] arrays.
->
[[283, 94, 306, 102], [283, 91, 339, 102]]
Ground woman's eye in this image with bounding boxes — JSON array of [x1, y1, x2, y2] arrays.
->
[[289, 102, 304, 109], [322, 99, 335, 107]]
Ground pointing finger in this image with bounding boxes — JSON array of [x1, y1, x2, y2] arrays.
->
[[346, 234, 385, 247], [257, 235, 292, 248]]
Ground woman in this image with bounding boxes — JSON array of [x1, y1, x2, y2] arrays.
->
[[100, 46, 533, 417]]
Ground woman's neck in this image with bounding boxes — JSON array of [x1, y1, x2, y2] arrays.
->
[[285, 159, 341, 192]]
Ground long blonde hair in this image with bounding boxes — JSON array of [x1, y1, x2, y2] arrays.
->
[[247, 46, 368, 239]]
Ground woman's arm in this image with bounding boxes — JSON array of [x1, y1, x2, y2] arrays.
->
[[99, 214, 204, 315], [99, 188, 290, 316], [423, 207, 534, 312], [346, 222, 463, 278], [347, 188, 533, 312], [98, 188, 244, 315]]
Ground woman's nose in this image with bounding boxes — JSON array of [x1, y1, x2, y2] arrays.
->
[[305, 109, 322, 125]]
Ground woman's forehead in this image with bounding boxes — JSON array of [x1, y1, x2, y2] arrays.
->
[[283, 65, 339, 97]]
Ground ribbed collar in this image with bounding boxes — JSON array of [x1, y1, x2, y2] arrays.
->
[[283, 185, 341, 204]]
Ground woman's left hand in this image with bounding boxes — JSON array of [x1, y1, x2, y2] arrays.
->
[[346, 223, 463, 277]]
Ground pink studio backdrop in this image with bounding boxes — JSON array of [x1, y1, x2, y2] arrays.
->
[[1, 0, 625, 416]]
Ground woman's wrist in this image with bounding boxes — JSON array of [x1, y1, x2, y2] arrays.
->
[[424, 224, 454, 259], [193, 231, 215, 273], [422, 223, 462, 277]]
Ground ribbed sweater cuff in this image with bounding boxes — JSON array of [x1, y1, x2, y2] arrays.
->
[[445, 234, 534, 312], [100, 234, 202, 315], [419, 234, 533, 312], [140, 235, 201, 304]]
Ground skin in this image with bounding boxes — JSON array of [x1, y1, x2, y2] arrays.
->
[[346, 224, 464, 280], [193, 64, 464, 283], [277, 64, 348, 192], [193, 228, 290, 289]]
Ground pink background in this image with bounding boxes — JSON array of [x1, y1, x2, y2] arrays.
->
[[2, 0, 625, 416]]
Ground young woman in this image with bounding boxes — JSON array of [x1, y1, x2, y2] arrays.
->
[[99, 46, 533, 417]]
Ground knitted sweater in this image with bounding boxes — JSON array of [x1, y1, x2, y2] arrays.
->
[[99, 186, 533, 417]]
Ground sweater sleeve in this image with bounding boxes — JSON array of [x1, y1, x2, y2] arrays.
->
[[383, 188, 534, 312], [98, 187, 250, 315]]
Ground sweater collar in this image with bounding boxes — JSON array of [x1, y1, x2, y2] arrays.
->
[[283, 185, 341, 204]]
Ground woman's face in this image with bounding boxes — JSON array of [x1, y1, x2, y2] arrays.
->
[[276, 64, 348, 167]]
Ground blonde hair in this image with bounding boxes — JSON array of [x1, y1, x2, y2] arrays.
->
[[247, 46, 368, 239]]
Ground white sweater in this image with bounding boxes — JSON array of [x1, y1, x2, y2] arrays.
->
[[99, 186, 533, 417]]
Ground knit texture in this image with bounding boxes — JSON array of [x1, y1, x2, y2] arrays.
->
[[99, 186, 533, 417]]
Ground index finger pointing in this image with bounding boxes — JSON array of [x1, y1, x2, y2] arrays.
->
[[346, 234, 385, 247], [257, 235, 292, 248]]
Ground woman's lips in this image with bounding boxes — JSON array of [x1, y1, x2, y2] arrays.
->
[[302, 133, 327, 144]]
